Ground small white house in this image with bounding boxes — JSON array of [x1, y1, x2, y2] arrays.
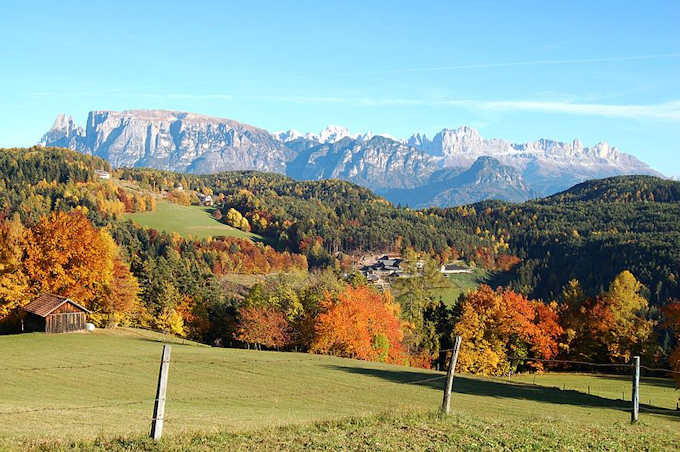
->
[[197, 193, 214, 206], [95, 170, 111, 180], [440, 264, 473, 275]]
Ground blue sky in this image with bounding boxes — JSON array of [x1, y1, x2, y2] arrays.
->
[[1, 1, 679, 175]]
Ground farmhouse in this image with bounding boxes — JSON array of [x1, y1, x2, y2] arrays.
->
[[197, 193, 214, 206], [361, 255, 403, 277], [22, 293, 91, 333]]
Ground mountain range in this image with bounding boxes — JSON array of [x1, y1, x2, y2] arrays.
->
[[40, 110, 662, 207]]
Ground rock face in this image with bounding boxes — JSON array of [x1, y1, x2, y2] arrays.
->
[[407, 127, 660, 195], [40, 114, 87, 152], [41, 110, 293, 173], [287, 136, 437, 190], [40, 111, 663, 206], [379, 156, 534, 207]]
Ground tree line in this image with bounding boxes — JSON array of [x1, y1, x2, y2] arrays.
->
[[1, 148, 679, 379]]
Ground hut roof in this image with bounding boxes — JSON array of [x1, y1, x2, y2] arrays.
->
[[22, 293, 91, 317]]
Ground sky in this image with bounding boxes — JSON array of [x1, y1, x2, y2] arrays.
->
[[1, 0, 679, 176]]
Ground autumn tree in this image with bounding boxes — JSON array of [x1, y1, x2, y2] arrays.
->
[[22, 211, 141, 325], [94, 255, 141, 325], [453, 285, 562, 375], [663, 300, 680, 389], [234, 306, 289, 349], [23, 211, 115, 308], [560, 271, 655, 363], [310, 285, 405, 364], [602, 271, 655, 360], [225, 208, 250, 231], [0, 214, 29, 320]]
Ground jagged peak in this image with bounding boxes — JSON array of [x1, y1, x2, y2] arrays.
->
[[50, 113, 76, 130], [437, 125, 482, 138]]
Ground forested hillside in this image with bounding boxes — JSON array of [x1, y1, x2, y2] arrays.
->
[[2, 147, 680, 374], [115, 168, 507, 268], [119, 167, 680, 306], [430, 175, 680, 304]]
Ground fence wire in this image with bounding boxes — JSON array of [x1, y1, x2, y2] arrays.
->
[[0, 399, 152, 416], [1, 347, 677, 431]]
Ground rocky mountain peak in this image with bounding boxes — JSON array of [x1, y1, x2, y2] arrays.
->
[[41, 110, 291, 173], [319, 125, 352, 143], [39, 109, 663, 207]]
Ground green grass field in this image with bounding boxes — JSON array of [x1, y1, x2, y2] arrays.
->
[[0, 329, 678, 450], [123, 201, 262, 241], [430, 268, 490, 305]]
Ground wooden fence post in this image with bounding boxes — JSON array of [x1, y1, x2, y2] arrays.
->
[[631, 355, 640, 423], [150, 344, 172, 440], [440, 335, 462, 415]]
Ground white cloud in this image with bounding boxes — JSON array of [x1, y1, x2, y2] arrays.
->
[[443, 99, 680, 121], [253, 95, 680, 121]]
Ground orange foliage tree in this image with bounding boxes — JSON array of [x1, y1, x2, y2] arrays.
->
[[234, 306, 289, 349], [22, 211, 139, 323], [94, 256, 141, 325], [561, 272, 655, 363], [23, 211, 115, 306], [453, 285, 562, 375], [310, 285, 406, 364], [663, 300, 680, 389]]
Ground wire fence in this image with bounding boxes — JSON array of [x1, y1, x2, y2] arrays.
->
[[440, 348, 680, 376], [1, 344, 678, 439]]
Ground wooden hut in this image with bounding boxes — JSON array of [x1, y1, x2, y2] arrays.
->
[[22, 294, 91, 333]]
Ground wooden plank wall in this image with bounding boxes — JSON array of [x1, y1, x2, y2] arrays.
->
[[45, 312, 86, 333], [53, 303, 83, 314]]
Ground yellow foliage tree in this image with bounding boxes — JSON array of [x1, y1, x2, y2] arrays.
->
[[0, 214, 29, 319], [23, 211, 115, 309], [601, 270, 655, 361]]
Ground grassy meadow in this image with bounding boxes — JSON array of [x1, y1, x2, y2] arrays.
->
[[0, 329, 678, 450], [123, 201, 262, 241], [430, 268, 490, 305]]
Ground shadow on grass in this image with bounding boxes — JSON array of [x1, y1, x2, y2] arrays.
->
[[326, 365, 680, 420], [590, 373, 679, 389]]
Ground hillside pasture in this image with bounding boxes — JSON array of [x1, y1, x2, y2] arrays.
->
[[123, 201, 262, 241], [430, 268, 490, 305], [0, 329, 678, 449]]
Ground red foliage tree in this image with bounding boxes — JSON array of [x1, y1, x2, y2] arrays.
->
[[234, 306, 289, 349], [663, 300, 680, 388]]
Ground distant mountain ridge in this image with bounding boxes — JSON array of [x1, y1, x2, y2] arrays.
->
[[404, 126, 659, 195], [40, 110, 663, 206], [379, 156, 534, 207], [43, 110, 292, 173]]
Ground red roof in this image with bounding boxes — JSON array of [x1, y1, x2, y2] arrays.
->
[[22, 293, 91, 317]]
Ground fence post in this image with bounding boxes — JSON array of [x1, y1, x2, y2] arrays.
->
[[440, 335, 462, 415], [150, 344, 172, 440], [631, 355, 639, 423]]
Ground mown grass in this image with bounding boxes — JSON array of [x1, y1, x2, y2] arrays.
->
[[0, 329, 678, 450], [430, 268, 490, 305], [123, 201, 262, 241]]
